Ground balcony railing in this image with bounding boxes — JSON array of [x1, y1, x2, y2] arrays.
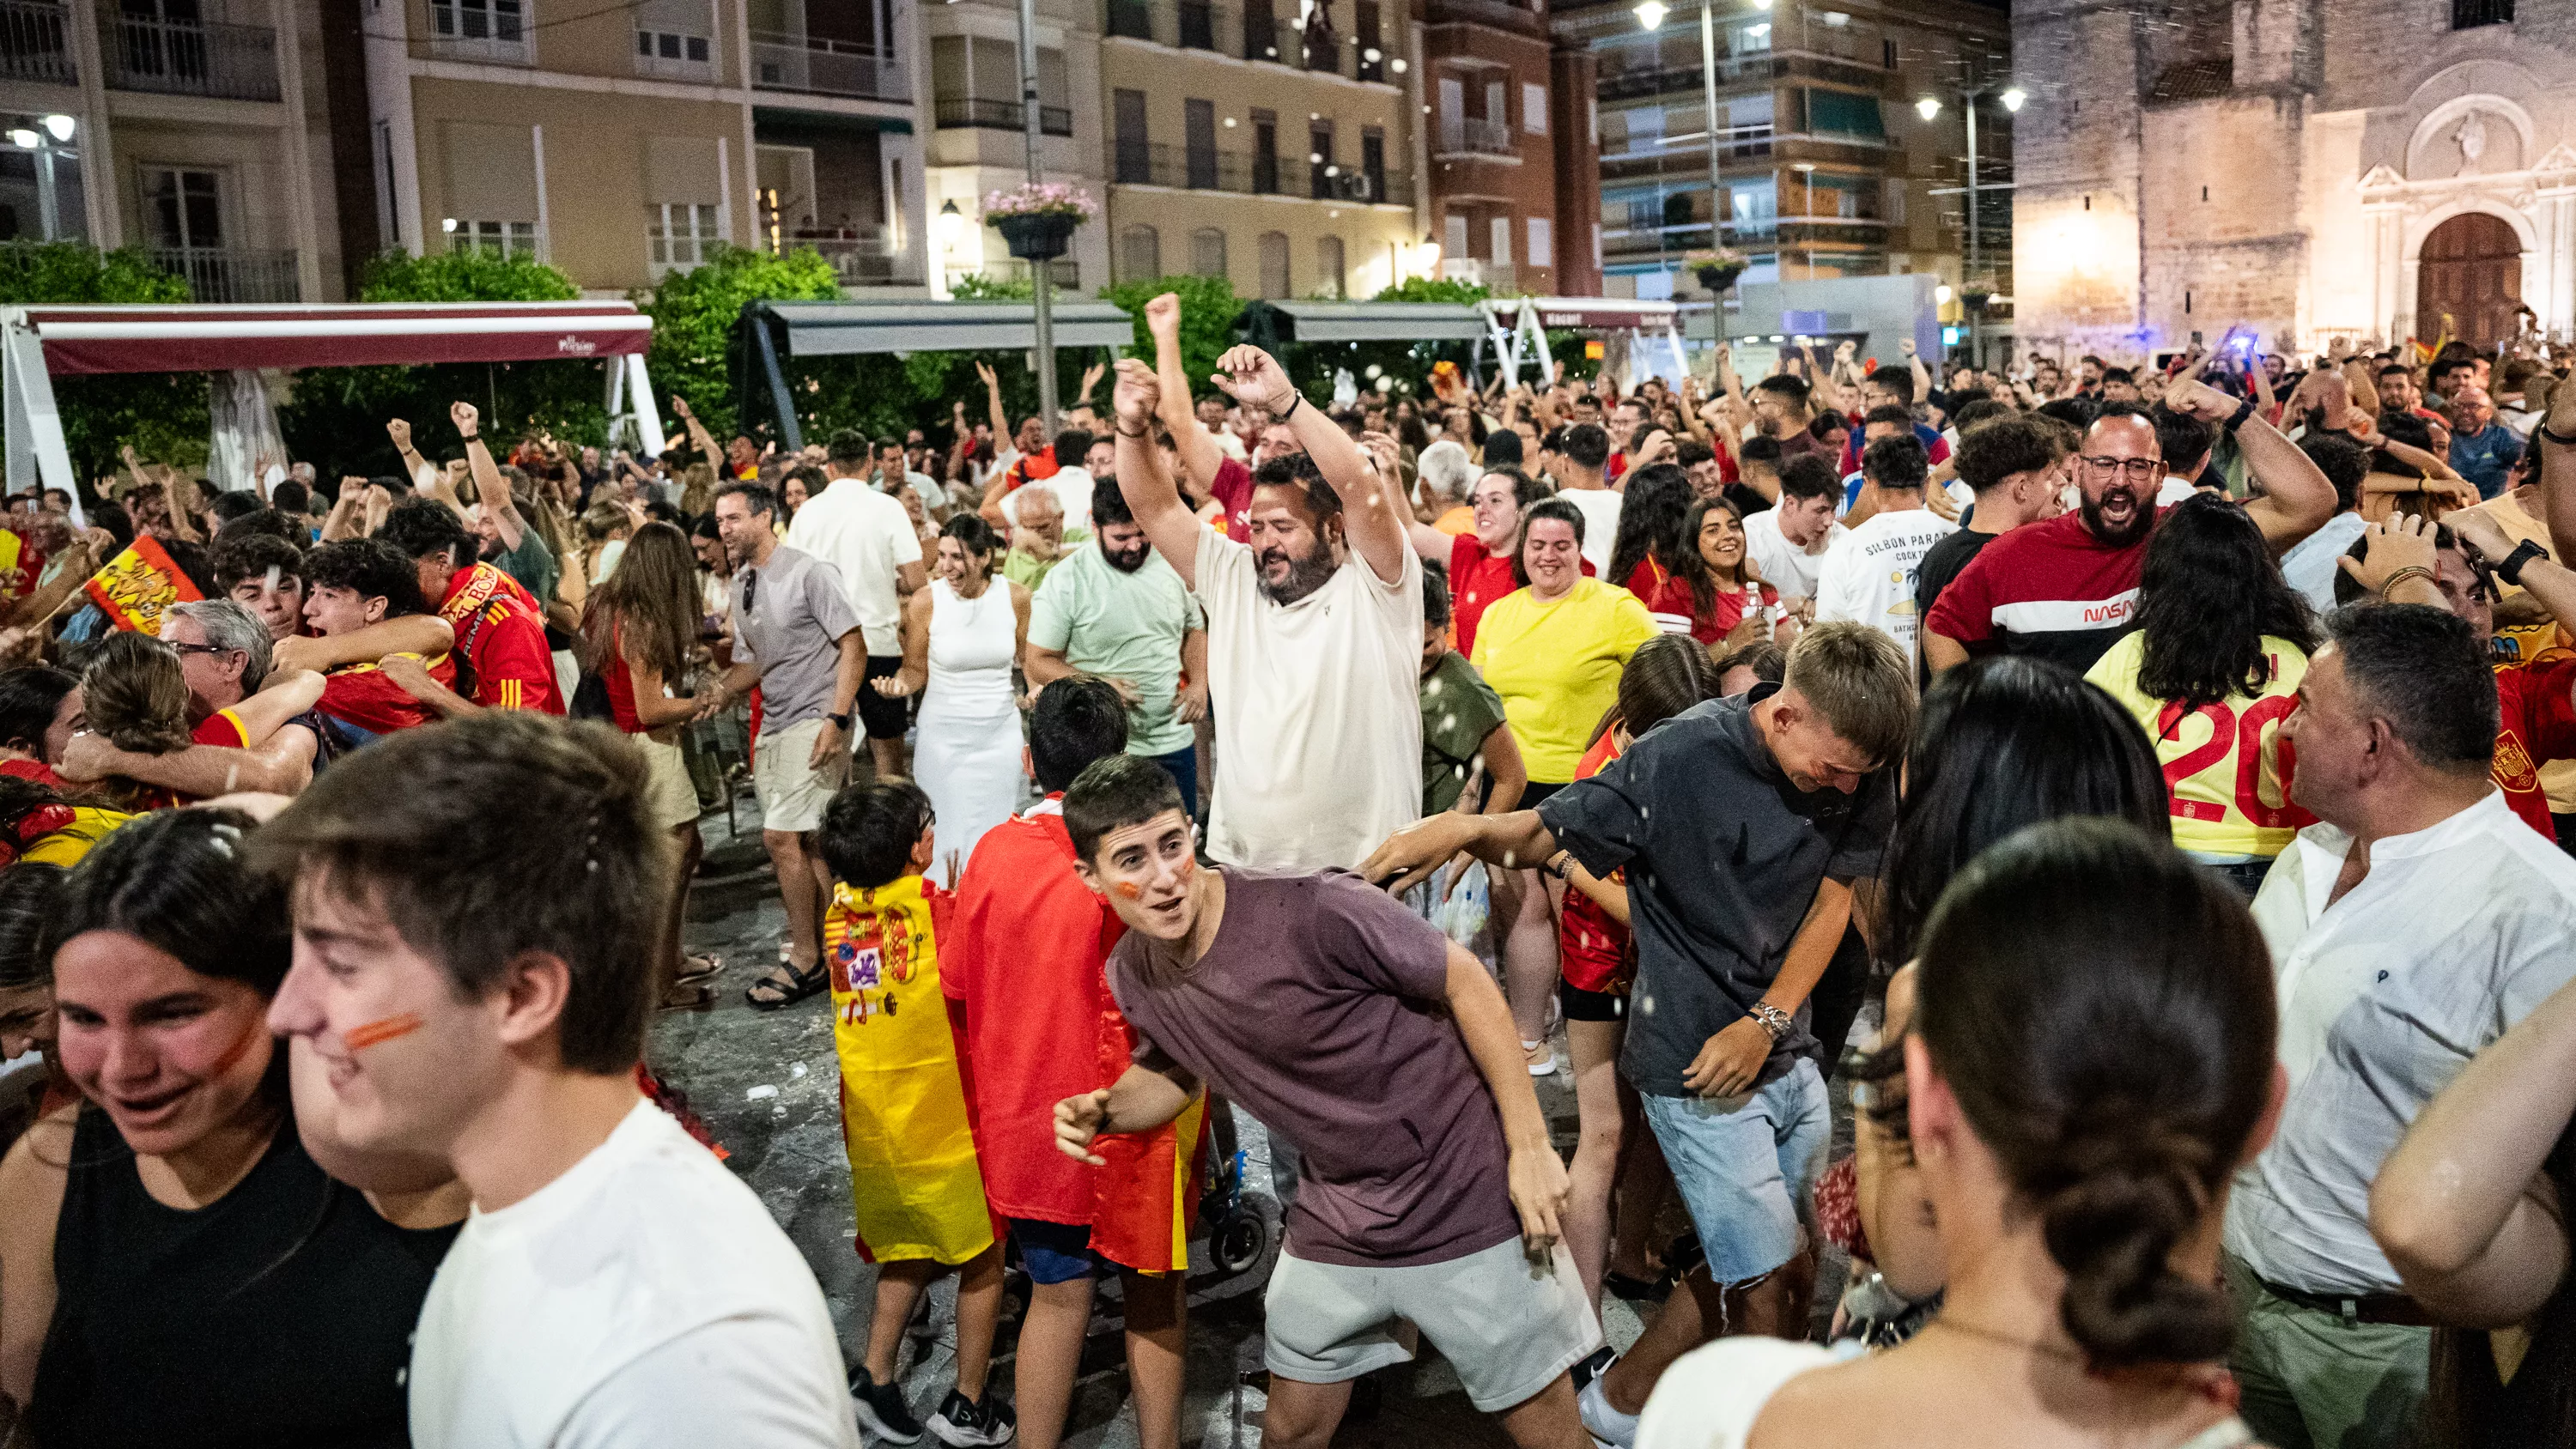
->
[[776, 230, 904, 286], [750, 32, 908, 100], [108, 13, 279, 102], [1437, 117, 1513, 156], [1110, 139, 1408, 204], [1, 1, 74, 85], [152, 246, 298, 303], [936, 97, 1073, 136]]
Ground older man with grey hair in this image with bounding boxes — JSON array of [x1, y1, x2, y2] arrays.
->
[[57, 597, 329, 798]]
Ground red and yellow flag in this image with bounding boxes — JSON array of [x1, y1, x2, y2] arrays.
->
[[82, 536, 201, 634]]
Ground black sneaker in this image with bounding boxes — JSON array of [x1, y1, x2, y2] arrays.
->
[[850, 1366, 924, 1445], [927, 1389, 1017, 1447]]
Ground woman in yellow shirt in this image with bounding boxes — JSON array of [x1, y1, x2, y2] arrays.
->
[[2085, 494, 2318, 897], [1471, 496, 1660, 1072]]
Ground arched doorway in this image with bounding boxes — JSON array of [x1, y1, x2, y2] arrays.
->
[[2416, 212, 2524, 348]]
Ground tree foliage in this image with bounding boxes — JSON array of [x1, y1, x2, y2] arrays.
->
[[0, 242, 204, 482], [641, 243, 842, 445], [1101, 274, 1239, 407]]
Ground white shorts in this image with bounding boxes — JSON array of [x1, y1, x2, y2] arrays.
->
[[635, 729, 702, 832], [752, 717, 842, 834], [1263, 1234, 1600, 1412]]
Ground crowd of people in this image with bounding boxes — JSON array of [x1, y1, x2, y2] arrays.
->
[[0, 294, 2573, 1449]]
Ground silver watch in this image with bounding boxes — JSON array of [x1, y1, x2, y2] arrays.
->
[[1747, 1001, 1793, 1040]]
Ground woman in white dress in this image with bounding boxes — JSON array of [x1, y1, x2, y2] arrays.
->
[[1634, 818, 2273, 1449], [873, 515, 1028, 888]]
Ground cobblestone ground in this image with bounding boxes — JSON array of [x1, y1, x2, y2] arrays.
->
[[653, 793, 1850, 1449]]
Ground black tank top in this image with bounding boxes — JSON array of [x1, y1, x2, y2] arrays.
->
[[30, 1100, 459, 1448]]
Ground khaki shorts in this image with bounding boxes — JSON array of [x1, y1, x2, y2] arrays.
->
[[752, 717, 842, 834], [635, 729, 702, 833], [1264, 1234, 1600, 1412]]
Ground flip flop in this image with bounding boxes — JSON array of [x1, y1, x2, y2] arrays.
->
[[659, 979, 716, 1012], [745, 960, 828, 1010], [675, 953, 722, 985]]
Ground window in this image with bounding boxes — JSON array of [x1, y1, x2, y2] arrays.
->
[[1317, 235, 1345, 299], [1881, 38, 1897, 69], [1191, 227, 1228, 278], [1120, 223, 1161, 281], [1485, 79, 1507, 129], [635, 28, 712, 78], [1253, 109, 1279, 193], [1527, 216, 1552, 269], [1186, 98, 1218, 190], [1356, 1, 1382, 81], [1490, 215, 1511, 266], [431, 0, 530, 60], [2452, 0, 2512, 26], [1729, 19, 1770, 53], [1802, 89, 1884, 139], [450, 220, 537, 257], [1259, 231, 1290, 299], [1309, 119, 1334, 197], [649, 202, 720, 270], [1114, 90, 1151, 183], [1443, 213, 1467, 259], [1523, 82, 1547, 135], [142, 166, 223, 251]]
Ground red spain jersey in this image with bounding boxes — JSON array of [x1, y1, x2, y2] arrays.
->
[[319, 655, 450, 738], [2494, 656, 2576, 839], [440, 563, 562, 714]]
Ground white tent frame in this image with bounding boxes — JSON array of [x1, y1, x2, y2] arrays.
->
[[1481, 297, 1689, 389]]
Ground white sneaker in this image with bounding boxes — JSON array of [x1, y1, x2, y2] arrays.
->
[[1578, 1368, 1638, 1449], [1524, 1038, 1558, 1077]]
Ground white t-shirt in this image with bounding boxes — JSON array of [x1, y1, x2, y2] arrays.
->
[[2159, 474, 2202, 505], [1195, 526, 1422, 870], [999, 470, 1098, 533], [1557, 487, 1624, 575], [409, 1100, 859, 1449], [1636, 1337, 1843, 1449], [1814, 506, 1956, 669], [785, 476, 924, 657], [1741, 507, 1847, 602]]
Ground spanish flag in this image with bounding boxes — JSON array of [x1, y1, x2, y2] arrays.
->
[[82, 536, 200, 634]]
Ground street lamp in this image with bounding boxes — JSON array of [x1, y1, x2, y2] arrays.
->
[[1920, 75, 2017, 367], [1635, 0, 1729, 312], [2000, 87, 2026, 112], [1914, 96, 1940, 121], [10, 118, 80, 240]]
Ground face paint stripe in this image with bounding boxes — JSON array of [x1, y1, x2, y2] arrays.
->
[[345, 1012, 423, 1051]]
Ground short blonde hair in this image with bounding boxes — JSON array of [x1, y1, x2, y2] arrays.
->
[[1783, 620, 1915, 768]]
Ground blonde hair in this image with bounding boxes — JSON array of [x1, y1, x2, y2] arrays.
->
[[1782, 620, 1916, 768]]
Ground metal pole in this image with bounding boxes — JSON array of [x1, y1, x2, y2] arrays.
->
[[1698, 0, 1722, 282], [1019, 0, 1058, 434], [1964, 90, 1980, 370]]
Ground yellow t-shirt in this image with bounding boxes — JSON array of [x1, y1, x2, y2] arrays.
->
[[21, 807, 139, 868], [2087, 631, 2313, 859], [1472, 576, 1660, 783]]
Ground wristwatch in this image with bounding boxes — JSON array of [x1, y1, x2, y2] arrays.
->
[[2225, 393, 2258, 433], [825, 712, 853, 731], [2499, 537, 2550, 587]]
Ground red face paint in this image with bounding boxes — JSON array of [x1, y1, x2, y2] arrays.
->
[[1112, 881, 1142, 900], [206, 1013, 268, 1078], [345, 1013, 423, 1051]]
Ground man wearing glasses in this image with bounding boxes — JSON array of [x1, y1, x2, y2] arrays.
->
[[1924, 379, 2338, 675]]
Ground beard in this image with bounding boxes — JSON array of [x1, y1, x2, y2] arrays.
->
[[1103, 537, 1151, 573], [2079, 482, 2155, 547], [1256, 538, 1339, 604]]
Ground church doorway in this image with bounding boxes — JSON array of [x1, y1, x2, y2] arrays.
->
[[2416, 212, 2524, 349]]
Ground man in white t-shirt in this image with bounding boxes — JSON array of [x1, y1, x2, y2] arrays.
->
[[787, 428, 928, 778], [871, 436, 951, 523], [1551, 423, 1624, 575], [1742, 455, 1848, 603], [260, 712, 859, 1449], [1815, 434, 1954, 670], [1111, 295, 1421, 874]]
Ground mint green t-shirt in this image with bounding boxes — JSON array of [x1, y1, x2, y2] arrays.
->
[[1028, 541, 1205, 757]]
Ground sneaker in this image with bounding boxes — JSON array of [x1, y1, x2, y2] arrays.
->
[[1570, 1343, 1617, 1394], [851, 1366, 924, 1445], [927, 1390, 1016, 1447], [1578, 1368, 1638, 1449]]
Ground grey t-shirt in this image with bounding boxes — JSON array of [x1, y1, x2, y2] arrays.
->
[[730, 544, 860, 737], [1537, 688, 1894, 1097], [1107, 870, 1520, 1268]]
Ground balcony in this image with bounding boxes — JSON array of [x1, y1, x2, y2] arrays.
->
[[152, 246, 298, 303], [775, 229, 903, 285], [1, 1, 74, 86], [936, 97, 1073, 136], [751, 32, 909, 101], [107, 13, 280, 103], [1437, 117, 1514, 157], [1441, 258, 1512, 290], [1111, 139, 1410, 204]]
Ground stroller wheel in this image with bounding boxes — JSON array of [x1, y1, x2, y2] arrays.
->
[[1210, 1204, 1268, 1276]]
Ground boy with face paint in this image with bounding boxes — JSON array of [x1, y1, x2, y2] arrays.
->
[[1053, 755, 1600, 1449]]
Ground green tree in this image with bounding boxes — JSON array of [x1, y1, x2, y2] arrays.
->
[[0, 242, 203, 484], [1371, 276, 1491, 306], [1101, 275, 1238, 405], [641, 243, 842, 446]]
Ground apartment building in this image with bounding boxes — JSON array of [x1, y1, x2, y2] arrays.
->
[[923, 0, 1109, 294], [1419, 0, 1599, 297], [1, 0, 337, 301], [1097, 0, 1423, 300], [358, 0, 928, 295], [1553, 0, 2008, 300]]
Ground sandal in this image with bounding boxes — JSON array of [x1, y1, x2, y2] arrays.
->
[[745, 960, 829, 1010], [675, 953, 722, 985], [660, 978, 716, 1012]]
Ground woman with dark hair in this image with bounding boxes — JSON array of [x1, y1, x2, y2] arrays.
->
[[1640, 817, 2276, 1449], [1473, 495, 1657, 1074], [1606, 463, 1706, 635], [0, 809, 465, 1446], [0, 667, 79, 785], [876, 513, 1030, 886], [1682, 496, 1780, 647], [2087, 492, 2318, 896], [0, 864, 70, 1139], [1554, 634, 1718, 1312], [76, 633, 197, 812]]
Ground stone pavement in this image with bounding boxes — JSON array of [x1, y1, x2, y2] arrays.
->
[[654, 794, 1846, 1449]]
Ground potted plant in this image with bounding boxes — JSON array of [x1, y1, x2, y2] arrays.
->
[[981, 182, 1098, 263], [1686, 246, 1749, 294]]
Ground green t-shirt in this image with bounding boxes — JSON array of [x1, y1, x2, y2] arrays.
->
[[1419, 650, 1508, 816], [1027, 539, 1202, 756], [491, 528, 560, 615], [1000, 529, 1090, 594]]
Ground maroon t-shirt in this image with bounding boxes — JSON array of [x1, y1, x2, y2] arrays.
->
[[1211, 456, 1255, 543], [1107, 869, 1520, 1267]]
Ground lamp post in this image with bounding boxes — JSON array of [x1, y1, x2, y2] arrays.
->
[[1915, 82, 2021, 370], [7, 115, 79, 242], [1018, 0, 1058, 433], [1635, 0, 1760, 318]]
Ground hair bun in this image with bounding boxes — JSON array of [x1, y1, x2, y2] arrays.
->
[[2038, 1125, 2233, 1367]]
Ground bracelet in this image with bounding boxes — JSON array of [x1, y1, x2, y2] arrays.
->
[[2499, 537, 2549, 587], [1115, 424, 1148, 439], [1747, 1001, 1794, 1041], [1271, 392, 1303, 422], [2226, 394, 2257, 433], [1540, 849, 1571, 880], [2542, 421, 2576, 447], [2377, 564, 2435, 598]]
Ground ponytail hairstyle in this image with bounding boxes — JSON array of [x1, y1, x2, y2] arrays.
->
[[1914, 816, 2275, 1367], [1588, 633, 1716, 749]]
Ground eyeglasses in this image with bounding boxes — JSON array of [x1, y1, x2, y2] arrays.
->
[[2079, 455, 2165, 480], [167, 641, 233, 658]]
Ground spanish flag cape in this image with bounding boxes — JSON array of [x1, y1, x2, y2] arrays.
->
[[82, 536, 195, 634], [827, 875, 999, 1266]]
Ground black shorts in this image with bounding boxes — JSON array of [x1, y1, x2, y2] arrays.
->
[[857, 656, 909, 741], [1558, 980, 1627, 1022]]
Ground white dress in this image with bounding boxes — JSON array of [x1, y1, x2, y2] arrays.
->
[[913, 577, 1021, 888]]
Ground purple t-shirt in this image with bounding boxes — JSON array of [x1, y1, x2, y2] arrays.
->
[[1106, 869, 1520, 1267]]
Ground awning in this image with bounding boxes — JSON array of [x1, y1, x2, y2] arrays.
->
[[18, 301, 654, 376], [1234, 300, 1486, 343], [757, 300, 1137, 355], [1489, 296, 1680, 332]]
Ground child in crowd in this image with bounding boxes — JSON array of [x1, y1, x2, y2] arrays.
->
[[816, 781, 1013, 1448]]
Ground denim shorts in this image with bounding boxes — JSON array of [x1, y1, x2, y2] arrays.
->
[[1641, 1058, 1832, 1284], [1009, 1217, 1099, 1285]]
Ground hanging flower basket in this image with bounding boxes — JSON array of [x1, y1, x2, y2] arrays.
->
[[1686, 247, 1750, 294], [983, 182, 1097, 262]]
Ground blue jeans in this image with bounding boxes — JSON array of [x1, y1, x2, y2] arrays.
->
[[1641, 1058, 1832, 1284], [1150, 744, 1199, 823]]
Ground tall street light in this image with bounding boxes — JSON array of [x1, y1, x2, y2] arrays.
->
[[1018, 0, 1058, 433], [1916, 81, 2020, 367], [1635, 0, 1764, 315]]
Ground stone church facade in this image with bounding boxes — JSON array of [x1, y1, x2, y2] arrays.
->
[[2011, 0, 2576, 361]]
